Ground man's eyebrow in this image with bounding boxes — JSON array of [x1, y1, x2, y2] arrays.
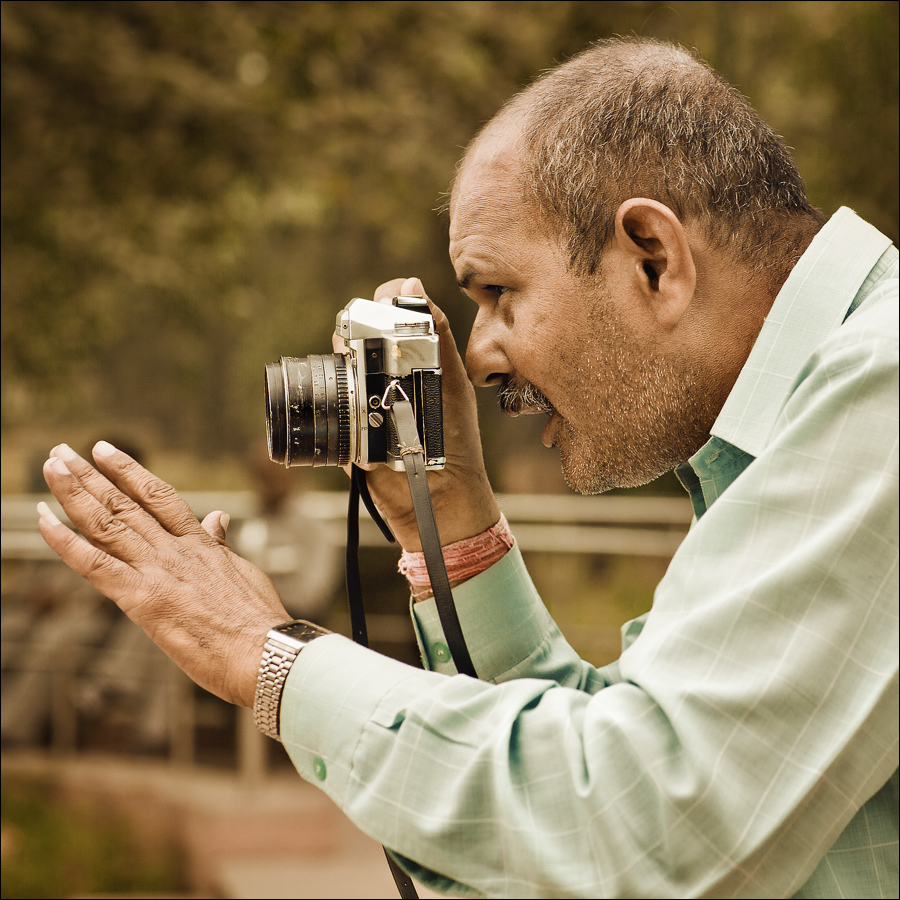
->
[[456, 269, 477, 290]]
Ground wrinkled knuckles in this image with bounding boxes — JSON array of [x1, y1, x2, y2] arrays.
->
[[141, 479, 181, 506], [107, 495, 141, 519], [83, 547, 128, 581], [168, 541, 217, 577], [88, 512, 132, 544]]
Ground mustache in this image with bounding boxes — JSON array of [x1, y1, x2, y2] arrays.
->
[[497, 379, 555, 416]]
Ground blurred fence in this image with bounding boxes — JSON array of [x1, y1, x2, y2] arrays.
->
[[2, 490, 692, 559], [1, 491, 691, 780]]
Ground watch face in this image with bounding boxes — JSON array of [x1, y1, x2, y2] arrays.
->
[[275, 620, 329, 642]]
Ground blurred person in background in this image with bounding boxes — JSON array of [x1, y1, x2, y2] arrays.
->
[[234, 442, 341, 621], [37, 38, 897, 899]]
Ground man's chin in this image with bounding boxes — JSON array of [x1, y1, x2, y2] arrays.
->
[[555, 429, 661, 496], [560, 459, 615, 496], [556, 440, 617, 496]]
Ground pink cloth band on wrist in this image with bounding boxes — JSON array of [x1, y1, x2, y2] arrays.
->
[[398, 514, 514, 601]]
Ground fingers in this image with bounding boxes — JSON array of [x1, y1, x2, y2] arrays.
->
[[42, 441, 213, 575], [429, 299, 470, 390], [87, 441, 205, 539], [42, 450, 160, 566], [335, 278, 428, 348], [371, 277, 466, 385], [397, 276, 424, 298], [201, 510, 231, 544], [373, 277, 414, 303], [37, 498, 140, 602], [46, 444, 156, 539], [38, 446, 292, 709]]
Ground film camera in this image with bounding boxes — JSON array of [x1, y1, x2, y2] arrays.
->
[[265, 296, 445, 471]]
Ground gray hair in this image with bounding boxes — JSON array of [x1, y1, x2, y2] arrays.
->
[[485, 38, 823, 277]]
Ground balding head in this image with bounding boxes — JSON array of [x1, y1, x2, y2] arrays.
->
[[455, 38, 822, 288]]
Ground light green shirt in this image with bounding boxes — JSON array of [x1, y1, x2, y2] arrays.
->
[[281, 208, 898, 898]]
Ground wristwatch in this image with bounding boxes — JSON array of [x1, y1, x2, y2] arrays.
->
[[253, 619, 331, 741]]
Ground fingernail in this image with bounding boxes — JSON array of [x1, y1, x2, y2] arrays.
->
[[47, 457, 70, 476], [37, 501, 62, 527], [94, 440, 117, 458], [53, 443, 77, 461], [220, 512, 231, 533]]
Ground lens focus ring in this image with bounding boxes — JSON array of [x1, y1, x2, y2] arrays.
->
[[334, 357, 351, 466], [264, 354, 352, 467]]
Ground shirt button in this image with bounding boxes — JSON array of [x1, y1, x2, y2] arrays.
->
[[432, 642, 451, 663], [313, 756, 327, 781]]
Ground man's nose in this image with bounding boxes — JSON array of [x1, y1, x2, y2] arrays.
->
[[465, 313, 512, 387]]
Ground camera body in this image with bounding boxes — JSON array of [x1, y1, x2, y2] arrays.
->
[[265, 296, 445, 471]]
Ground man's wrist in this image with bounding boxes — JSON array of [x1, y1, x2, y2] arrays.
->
[[388, 474, 501, 552], [398, 513, 514, 601], [253, 620, 331, 740]]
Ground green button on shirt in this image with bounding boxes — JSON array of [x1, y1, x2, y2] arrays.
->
[[281, 209, 898, 898]]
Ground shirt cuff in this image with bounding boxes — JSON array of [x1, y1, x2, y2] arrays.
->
[[279, 633, 446, 806], [410, 543, 558, 681]]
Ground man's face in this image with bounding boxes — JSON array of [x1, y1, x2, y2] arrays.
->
[[449, 144, 709, 494]]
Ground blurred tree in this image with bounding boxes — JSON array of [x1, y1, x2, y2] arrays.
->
[[2, 1, 897, 487]]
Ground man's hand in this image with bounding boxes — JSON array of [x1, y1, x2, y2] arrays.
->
[[341, 277, 500, 551], [38, 442, 290, 708]]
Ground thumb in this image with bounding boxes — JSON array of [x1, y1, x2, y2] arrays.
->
[[201, 510, 231, 544], [400, 276, 424, 296]]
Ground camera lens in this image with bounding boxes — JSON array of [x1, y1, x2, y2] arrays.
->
[[265, 354, 351, 467]]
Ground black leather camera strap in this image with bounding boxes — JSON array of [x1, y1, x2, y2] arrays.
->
[[347, 466, 396, 646], [345, 470, 370, 648], [344, 398, 479, 899], [388, 399, 478, 678], [347, 403, 478, 679], [347, 469, 419, 899]]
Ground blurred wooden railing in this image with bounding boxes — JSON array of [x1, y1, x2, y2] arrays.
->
[[1, 490, 691, 779], [2, 490, 692, 560]]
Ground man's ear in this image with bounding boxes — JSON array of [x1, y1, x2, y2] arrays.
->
[[613, 199, 696, 330]]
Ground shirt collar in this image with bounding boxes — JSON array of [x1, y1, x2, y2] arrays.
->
[[709, 207, 896, 458]]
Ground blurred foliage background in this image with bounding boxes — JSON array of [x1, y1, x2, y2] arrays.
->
[[2, 0, 898, 494]]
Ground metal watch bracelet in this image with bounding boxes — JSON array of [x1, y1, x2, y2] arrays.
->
[[253, 621, 330, 741]]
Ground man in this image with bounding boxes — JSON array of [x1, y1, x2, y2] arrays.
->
[[38, 38, 897, 898]]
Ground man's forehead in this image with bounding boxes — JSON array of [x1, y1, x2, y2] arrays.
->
[[450, 167, 536, 256], [448, 174, 533, 263], [450, 122, 524, 216]]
